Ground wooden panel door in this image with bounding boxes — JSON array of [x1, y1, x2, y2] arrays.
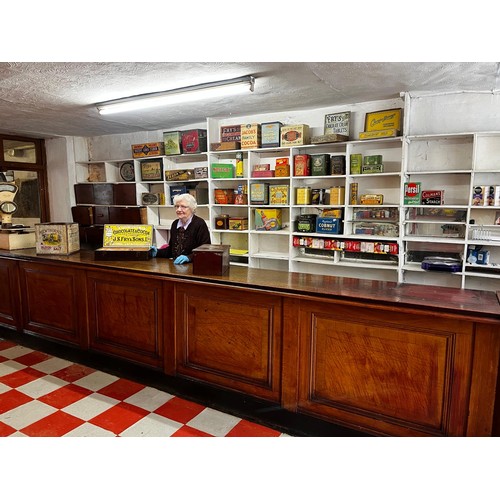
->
[[87, 270, 167, 368], [296, 301, 475, 436], [19, 261, 87, 345], [175, 283, 282, 402]]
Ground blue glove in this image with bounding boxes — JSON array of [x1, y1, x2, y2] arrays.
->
[[174, 255, 189, 264], [150, 245, 157, 257]]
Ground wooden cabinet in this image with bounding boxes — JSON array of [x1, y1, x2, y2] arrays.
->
[[18, 261, 87, 345], [86, 270, 169, 369], [175, 282, 282, 401], [0, 257, 21, 329]]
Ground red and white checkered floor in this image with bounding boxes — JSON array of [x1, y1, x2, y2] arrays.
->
[[0, 338, 287, 437]]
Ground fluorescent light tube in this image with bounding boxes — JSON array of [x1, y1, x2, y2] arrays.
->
[[96, 76, 255, 115]]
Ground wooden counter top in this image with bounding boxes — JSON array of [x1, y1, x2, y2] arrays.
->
[[3, 248, 500, 321]]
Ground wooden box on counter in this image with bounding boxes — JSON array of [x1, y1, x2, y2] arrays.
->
[[192, 244, 230, 275]]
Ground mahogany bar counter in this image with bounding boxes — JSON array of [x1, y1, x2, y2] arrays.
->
[[0, 248, 499, 437]]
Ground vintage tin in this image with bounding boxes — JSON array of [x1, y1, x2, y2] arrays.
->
[[350, 183, 358, 205], [220, 124, 241, 142], [163, 131, 182, 155], [364, 154, 383, 165], [296, 214, 317, 233], [215, 214, 230, 229], [275, 157, 290, 177], [360, 194, 384, 205], [194, 166, 208, 179], [316, 217, 342, 234], [311, 134, 348, 144], [280, 124, 310, 146], [311, 154, 329, 176], [350, 154, 362, 174], [329, 186, 345, 205], [261, 121, 282, 148], [421, 190, 444, 205], [228, 217, 248, 230], [311, 189, 325, 205], [293, 154, 311, 176], [255, 209, 282, 231], [330, 155, 346, 175], [164, 169, 194, 181], [169, 185, 188, 205], [181, 129, 207, 153], [250, 183, 269, 204], [35, 222, 80, 255], [141, 192, 165, 205], [210, 141, 241, 151], [214, 189, 235, 204], [361, 164, 384, 174], [404, 182, 421, 205], [269, 185, 289, 205], [240, 123, 261, 149], [211, 163, 235, 178], [296, 187, 311, 205], [131, 142, 164, 158]]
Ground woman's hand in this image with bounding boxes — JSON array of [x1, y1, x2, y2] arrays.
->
[[174, 255, 189, 264]]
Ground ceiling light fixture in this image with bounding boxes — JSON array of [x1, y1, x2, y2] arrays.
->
[[96, 75, 255, 115]]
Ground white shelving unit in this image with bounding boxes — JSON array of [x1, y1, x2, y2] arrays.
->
[[73, 116, 500, 291]]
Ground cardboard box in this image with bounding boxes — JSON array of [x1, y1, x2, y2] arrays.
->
[[35, 223, 80, 255], [131, 142, 164, 158], [163, 131, 182, 155], [281, 124, 310, 146], [255, 209, 282, 231], [192, 244, 230, 275], [250, 183, 269, 204], [181, 129, 207, 153], [240, 123, 261, 149]]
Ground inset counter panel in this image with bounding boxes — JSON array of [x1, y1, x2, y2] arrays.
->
[[296, 300, 475, 436], [0, 258, 21, 329], [86, 270, 166, 368], [175, 282, 282, 402], [19, 262, 87, 345]]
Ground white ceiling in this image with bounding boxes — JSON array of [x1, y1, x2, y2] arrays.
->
[[1, 61, 499, 139]]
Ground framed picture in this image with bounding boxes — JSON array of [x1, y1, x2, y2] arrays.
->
[[119, 161, 135, 182], [364, 108, 402, 132], [140, 159, 163, 181], [324, 111, 350, 136]]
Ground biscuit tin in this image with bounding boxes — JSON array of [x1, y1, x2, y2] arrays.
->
[[281, 124, 310, 146], [132, 142, 164, 158]]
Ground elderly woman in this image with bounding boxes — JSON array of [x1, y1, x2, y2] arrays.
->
[[154, 193, 211, 264]]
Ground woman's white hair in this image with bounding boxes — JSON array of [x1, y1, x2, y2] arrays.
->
[[173, 193, 197, 212]]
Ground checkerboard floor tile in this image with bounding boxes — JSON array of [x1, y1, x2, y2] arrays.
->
[[0, 338, 288, 437]]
